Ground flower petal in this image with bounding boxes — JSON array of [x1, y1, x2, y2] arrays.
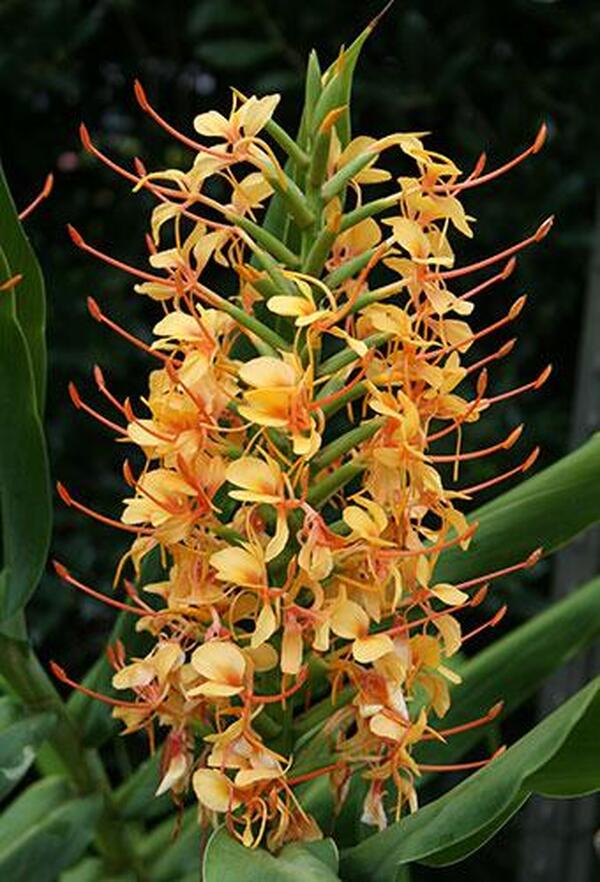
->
[[353, 633, 395, 664], [193, 769, 239, 812], [191, 641, 246, 686]]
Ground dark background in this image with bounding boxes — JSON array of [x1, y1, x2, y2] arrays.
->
[[1, 0, 598, 878]]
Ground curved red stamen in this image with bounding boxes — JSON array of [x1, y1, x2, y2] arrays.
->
[[56, 481, 154, 535], [482, 364, 552, 406], [421, 297, 526, 363], [461, 605, 508, 643], [18, 173, 54, 221], [50, 661, 153, 708], [465, 338, 516, 376], [417, 746, 505, 772], [68, 225, 175, 285], [52, 559, 149, 616], [459, 446, 539, 496], [426, 369, 488, 443], [87, 297, 176, 364], [457, 257, 516, 302], [133, 80, 230, 160], [427, 217, 553, 281], [68, 381, 127, 435], [0, 273, 23, 292], [454, 548, 542, 592], [429, 425, 523, 463]]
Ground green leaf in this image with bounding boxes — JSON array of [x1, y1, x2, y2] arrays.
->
[[0, 776, 71, 852], [203, 828, 341, 882], [0, 161, 47, 412], [434, 433, 600, 585], [414, 575, 600, 766], [339, 677, 600, 880], [0, 792, 102, 882], [0, 709, 56, 799], [60, 857, 137, 882], [0, 241, 52, 621], [115, 750, 170, 821], [146, 810, 201, 881]]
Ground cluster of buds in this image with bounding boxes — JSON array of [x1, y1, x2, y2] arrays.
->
[[52, 26, 551, 851]]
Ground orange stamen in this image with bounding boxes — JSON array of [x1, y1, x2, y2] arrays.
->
[[426, 369, 488, 443], [465, 338, 516, 375], [482, 364, 552, 406], [133, 80, 230, 160], [417, 746, 505, 772], [421, 297, 527, 363], [0, 273, 23, 292], [427, 217, 553, 281], [429, 425, 523, 463], [287, 762, 342, 786], [68, 224, 174, 285], [435, 124, 546, 195], [454, 548, 542, 592], [87, 297, 175, 364], [52, 559, 149, 616], [68, 381, 127, 435], [18, 173, 54, 221], [459, 446, 539, 495], [56, 481, 154, 535], [50, 661, 153, 708], [461, 605, 508, 643]]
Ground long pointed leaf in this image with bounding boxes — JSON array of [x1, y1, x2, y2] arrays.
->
[[0, 162, 47, 412], [0, 792, 102, 882], [0, 242, 52, 620]]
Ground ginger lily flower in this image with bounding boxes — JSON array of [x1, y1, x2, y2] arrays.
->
[[55, 25, 551, 850]]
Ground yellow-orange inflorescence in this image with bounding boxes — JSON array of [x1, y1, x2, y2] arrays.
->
[[54, 62, 551, 851]]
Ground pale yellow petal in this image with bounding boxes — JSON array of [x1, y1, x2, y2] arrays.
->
[[239, 356, 297, 388], [226, 457, 279, 496], [191, 641, 246, 686], [193, 110, 230, 138], [369, 712, 405, 741], [431, 583, 469, 606], [330, 599, 369, 640], [281, 627, 303, 674], [210, 546, 264, 586], [193, 769, 239, 812], [251, 603, 277, 649], [353, 633, 395, 664]]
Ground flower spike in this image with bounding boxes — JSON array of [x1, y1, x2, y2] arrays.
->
[[53, 41, 553, 848]]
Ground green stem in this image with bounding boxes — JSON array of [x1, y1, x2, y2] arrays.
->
[[321, 152, 376, 204], [302, 226, 337, 276], [0, 626, 147, 880], [306, 461, 365, 507], [262, 165, 315, 229], [317, 332, 388, 376], [264, 119, 310, 168], [324, 247, 380, 289], [208, 292, 290, 352], [227, 213, 300, 268], [312, 418, 384, 471], [340, 194, 397, 232], [320, 382, 366, 418]]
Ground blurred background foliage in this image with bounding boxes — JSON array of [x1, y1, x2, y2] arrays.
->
[[1, 0, 598, 876]]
